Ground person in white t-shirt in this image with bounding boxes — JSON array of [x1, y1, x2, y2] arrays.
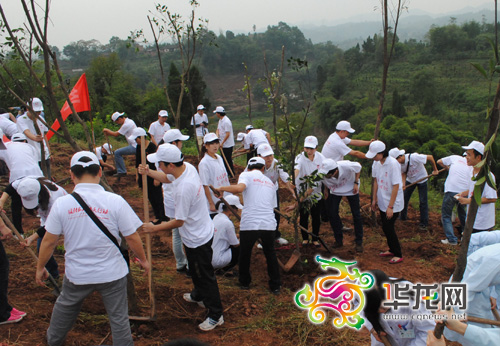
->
[[215, 106, 235, 178], [321, 120, 372, 161], [95, 143, 115, 171], [437, 154, 472, 245], [191, 105, 209, 147], [456, 141, 497, 233], [17, 97, 51, 178], [389, 148, 439, 230], [0, 109, 19, 139], [235, 125, 271, 161], [215, 156, 281, 295], [211, 195, 241, 272], [293, 136, 325, 247], [103, 112, 137, 177], [0, 133, 43, 234], [320, 159, 364, 253], [198, 133, 230, 217], [148, 110, 171, 146], [142, 144, 224, 331], [367, 140, 404, 264], [257, 143, 294, 246], [36, 151, 149, 346]]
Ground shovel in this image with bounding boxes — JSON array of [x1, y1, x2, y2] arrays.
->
[[129, 136, 156, 321], [403, 168, 445, 190], [209, 185, 294, 272], [0, 211, 61, 295]]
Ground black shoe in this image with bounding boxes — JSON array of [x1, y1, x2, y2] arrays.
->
[[177, 265, 191, 277], [341, 226, 353, 233], [271, 287, 281, 295], [239, 283, 250, 290], [332, 242, 343, 249], [355, 244, 364, 253], [113, 173, 126, 178]]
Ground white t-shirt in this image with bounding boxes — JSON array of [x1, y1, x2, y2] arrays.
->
[[16, 114, 50, 160], [441, 155, 473, 193], [172, 163, 214, 248], [95, 146, 104, 161], [0, 142, 43, 182], [118, 118, 138, 148], [468, 172, 497, 230], [238, 170, 277, 231], [401, 153, 428, 184], [212, 213, 239, 269], [12, 178, 67, 226], [45, 183, 142, 285], [295, 151, 325, 201], [372, 156, 404, 212], [321, 132, 352, 161], [0, 117, 18, 138], [191, 113, 208, 137], [198, 154, 230, 208], [148, 120, 170, 144], [322, 160, 361, 196], [243, 129, 269, 150], [217, 116, 234, 148], [263, 159, 289, 191]]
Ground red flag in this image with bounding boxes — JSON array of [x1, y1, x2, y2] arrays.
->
[[47, 73, 91, 140]]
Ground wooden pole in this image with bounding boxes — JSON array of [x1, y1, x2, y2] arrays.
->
[[403, 168, 445, 191], [219, 148, 235, 178], [0, 210, 60, 294]]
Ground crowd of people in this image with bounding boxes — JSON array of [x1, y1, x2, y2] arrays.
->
[[0, 98, 497, 345]]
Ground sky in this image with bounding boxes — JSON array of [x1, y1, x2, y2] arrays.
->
[[1, 0, 491, 48]]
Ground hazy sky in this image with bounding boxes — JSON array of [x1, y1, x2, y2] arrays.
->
[[1, 0, 490, 48]]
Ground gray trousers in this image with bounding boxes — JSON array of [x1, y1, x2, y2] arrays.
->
[[47, 276, 133, 346]]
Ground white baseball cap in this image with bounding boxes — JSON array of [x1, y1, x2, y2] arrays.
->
[[11, 133, 27, 142], [257, 143, 274, 157], [336, 120, 355, 133], [247, 156, 265, 166], [130, 127, 147, 140], [197, 105, 205, 111], [158, 110, 169, 117], [389, 147, 405, 159], [204, 132, 219, 144], [102, 143, 113, 152], [365, 140, 386, 159], [147, 143, 183, 163], [29, 97, 44, 112], [111, 112, 124, 122], [213, 106, 225, 114], [162, 129, 190, 143], [17, 178, 41, 209], [71, 151, 100, 168], [304, 136, 318, 149], [223, 195, 243, 210], [319, 159, 338, 174], [245, 125, 254, 131], [462, 141, 485, 155], [236, 132, 246, 142]]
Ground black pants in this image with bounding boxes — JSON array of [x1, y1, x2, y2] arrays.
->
[[300, 201, 321, 241], [327, 194, 364, 245], [222, 147, 234, 178], [148, 183, 165, 221], [239, 230, 281, 291], [274, 190, 281, 239], [0, 240, 12, 322], [380, 211, 402, 258], [184, 238, 223, 320], [11, 190, 23, 234], [222, 246, 240, 271]]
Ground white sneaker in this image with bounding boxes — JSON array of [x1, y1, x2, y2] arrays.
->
[[276, 237, 289, 245], [257, 243, 263, 249], [199, 315, 224, 331], [182, 293, 205, 308], [441, 239, 457, 245]]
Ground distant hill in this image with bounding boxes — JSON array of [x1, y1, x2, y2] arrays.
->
[[299, 7, 496, 49]]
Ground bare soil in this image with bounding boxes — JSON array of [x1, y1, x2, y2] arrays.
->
[[0, 144, 460, 345]]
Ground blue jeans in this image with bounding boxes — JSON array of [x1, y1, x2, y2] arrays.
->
[[114, 145, 136, 174], [441, 192, 466, 243], [172, 228, 188, 270], [401, 180, 428, 227], [326, 194, 364, 245]]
